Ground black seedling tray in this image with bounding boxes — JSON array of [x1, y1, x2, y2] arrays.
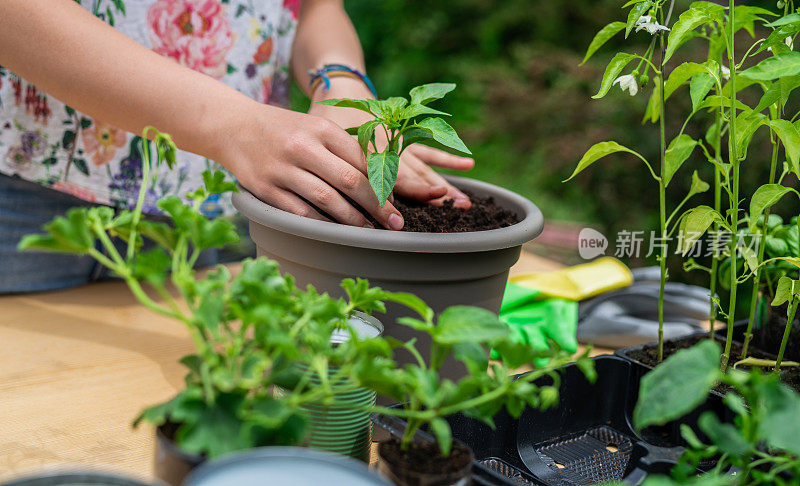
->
[[373, 355, 722, 486]]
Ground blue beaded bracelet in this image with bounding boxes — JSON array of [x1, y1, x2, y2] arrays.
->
[[308, 64, 378, 98]]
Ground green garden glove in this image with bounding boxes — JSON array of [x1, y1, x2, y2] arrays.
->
[[492, 282, 578, 367]]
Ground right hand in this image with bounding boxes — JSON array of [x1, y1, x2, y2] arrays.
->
[[221, 102, 406, 230]]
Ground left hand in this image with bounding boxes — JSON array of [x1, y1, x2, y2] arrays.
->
[[308, 87, 475, 209]]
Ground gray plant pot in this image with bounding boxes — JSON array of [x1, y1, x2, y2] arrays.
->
[[232, 175, 544, 378]]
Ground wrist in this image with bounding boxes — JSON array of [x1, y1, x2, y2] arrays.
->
[[310, 76, 375, 102]]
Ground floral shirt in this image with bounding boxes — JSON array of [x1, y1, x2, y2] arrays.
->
[[0, 0, 300, 216]]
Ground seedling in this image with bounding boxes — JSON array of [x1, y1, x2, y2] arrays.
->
[[318, 83, 472, 206]]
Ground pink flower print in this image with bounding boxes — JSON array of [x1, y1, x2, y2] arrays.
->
[[52, 181, 98, 202], [283, 0, 300, 19], [81, 120, 127, 166], [147, 0, 235, 79]]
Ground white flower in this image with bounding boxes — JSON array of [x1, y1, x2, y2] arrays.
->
[[786, 36, 794, 50], [635, 15, 670, 35], [721, 65, 730, 81], [613, 74, 639, 96]]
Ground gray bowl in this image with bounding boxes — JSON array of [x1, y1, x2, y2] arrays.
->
[[233, 175, 544, 378]]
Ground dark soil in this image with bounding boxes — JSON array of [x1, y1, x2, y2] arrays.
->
[[781, 368, 800, 392], [624, 334, 744, 368], [390, 192, 518, 233], [379, 438, 473, 476]]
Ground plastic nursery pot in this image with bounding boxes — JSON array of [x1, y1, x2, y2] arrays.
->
[[276, 312, 382, 461], [0, 472, 160, 486], [183, 447, 391, 486], [233, 174, 543, 379], [154, 422, 205, 486], [373, 356, 723, 486], [377, 439, 474, 486]]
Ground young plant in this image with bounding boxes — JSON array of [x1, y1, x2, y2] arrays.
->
[[359, 301, 596, 456], [634, 340, 800, 484], [578, 1, 800, 370], [318, 83, 472, 206], [16, 127, 403, 458]]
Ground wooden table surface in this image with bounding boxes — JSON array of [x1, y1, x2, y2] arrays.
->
[[0, 250, 607, 482]]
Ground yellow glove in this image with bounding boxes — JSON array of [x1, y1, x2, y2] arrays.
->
[[509, 257, 633, 301]]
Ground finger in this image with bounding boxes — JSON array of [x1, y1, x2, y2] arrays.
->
[[406, 144, 475, 170], [315, 117, 369, 175], [287, 170, 376, 228], [395, 167, 448, 201], [257, 186, 332, 223], [404, 154, 472, 209]]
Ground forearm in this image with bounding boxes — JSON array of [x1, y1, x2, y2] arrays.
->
[[0, 0, 255, 162], [291, 0, 373, 102]]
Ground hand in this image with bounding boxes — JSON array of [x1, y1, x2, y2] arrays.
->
[[221, 101, 405, 230], [396, 144, 475, 209]]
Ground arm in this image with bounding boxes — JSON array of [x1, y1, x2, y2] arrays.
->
[[292, 0, 475, 208], [0, 0, 404, 229]]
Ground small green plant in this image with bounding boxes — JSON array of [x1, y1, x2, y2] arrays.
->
[[15, 127, 409, 458], [634, 340, 800, 485], [318, 83, 472, 205], [359, 302, 596, 456]]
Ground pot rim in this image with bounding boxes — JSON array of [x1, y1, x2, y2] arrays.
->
[[232, 175, 544, 253]]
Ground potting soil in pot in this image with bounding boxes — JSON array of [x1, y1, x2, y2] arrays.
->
[[754, 302, 800, 362], [369, 193, 519, 233], [377, 438, 473, 485]]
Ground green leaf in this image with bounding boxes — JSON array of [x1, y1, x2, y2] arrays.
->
[[697, 412, 752, 456], [565, 141, 649, 182], [665, 4, 723, 62], [341, 278, 388, 315], [202, 170, 239, 195], [435, 306, 509, 345], [582, 22, 626, 65], [175, 393, 249, 458], [664, 135, 698, 186], [768, 119, 800, 176], [733, 6, 777, 37], [754, 82, 781, 113], [415, 117, 471, 154], [367, 151, 400, 206], [642, 78, 662, 124], [625, 1, 652, 38], [633, 340, 721, 430], [665, 62, 710, 100], [383, 292, 434, 323], [400, 126, 434, 147], [756, 378, 800, 455], [316, 98, 373, 113], [687, 171, 710, 199], [62, 130, 76, 150], [592, 53, 635, 99], [772, 276, 799, 306], [749, 184, 795, 231], [766, 13, 800, 27], [740, 52, 800, 81], [734, 111, 767, 159], [430, 418, 453, 456], [453, 341, 489, 375], [409, 83, 456, 105], [357, 120, 381, 155], [72, 158, 90, 176], [689, 73, 715, 111], [400, 104, 450, 119], [132, 248, 171, 287], [19, 208, 95, 254], [678, 206, 726, 255]]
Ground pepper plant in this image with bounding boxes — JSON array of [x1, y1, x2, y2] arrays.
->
[[359, 302, 596, 456], [574, 1, 800, 370], [318, 83, 472, 206], [634, 340, 800, 484]]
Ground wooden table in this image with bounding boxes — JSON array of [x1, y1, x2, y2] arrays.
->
[[0, 250, 607, 482]]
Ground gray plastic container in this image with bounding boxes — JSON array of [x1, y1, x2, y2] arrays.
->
[[233, 175, 543, 379]]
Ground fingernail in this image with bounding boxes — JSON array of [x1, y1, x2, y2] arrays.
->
[[388, 213, 404, 230], [363, 222, 374, 229]]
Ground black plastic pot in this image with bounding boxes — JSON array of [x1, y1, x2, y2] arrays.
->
[[154, 423, 205, 486], [373, 356, 721, 486]]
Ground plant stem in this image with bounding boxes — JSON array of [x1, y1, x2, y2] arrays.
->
[[776, 298, 800, 371], [721, 0, 739, 371], [742, 132, 780, 358], [709, 85, 724, 338], [657, 8, 669, 363]]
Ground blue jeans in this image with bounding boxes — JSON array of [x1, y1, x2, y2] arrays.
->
[[0, 175, 217, 293]]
